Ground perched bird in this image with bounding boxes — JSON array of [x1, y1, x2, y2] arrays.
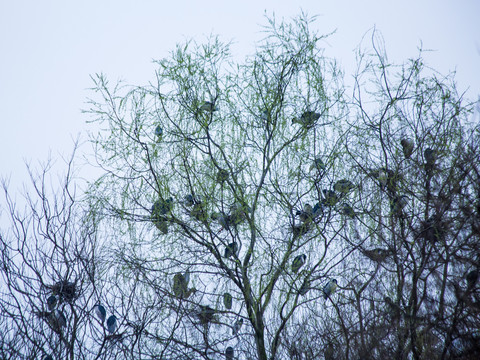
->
[[51, 309, 67, 332], [190, 202, 208, 222], [199, 101, 218, 112], [216, 169, 229, 184], [106, 315, 117, 334], [401, 138, 414, 159], [296, 204, 313, 222], [155, 125, 163, 142], [212, 212, 230, 230], [310, 156, 326, 172], [93, 303, 107, 323], [291, 254, 307, 273], [322, 190, 339, 207], [298, 278, 310, 296], [312, 202, 324, 219], [42, 355, 53, 360], [323, 279, 338, 299], [292, 111, 320, 127], [223, 292, 233, 310], [47, 295, 57, 311], [224, 242, 239, 258], [424, 148, 436, 167], [340, 203, 355, 218], [384, 296, 402, 320], [173, 272, 193, 299], [391, 195, 408, 214], [225, 346, 235, 360], [229, 203, 250, 225], [151, 198, 172, 233], [324, 343, 335, 360], [183, 194, 195, 207], [467, 269, 479, 290], [232, 318, 243, 335], [362, 248, 391, 262], [334, 179, 355, 194], [198, 305, 215, 324]]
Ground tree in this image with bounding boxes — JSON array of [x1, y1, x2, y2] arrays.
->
[[81, 14, 480, 360], [0, 150, 133, 360]]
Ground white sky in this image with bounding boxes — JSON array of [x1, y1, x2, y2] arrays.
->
[[0, 0, 479, 192]]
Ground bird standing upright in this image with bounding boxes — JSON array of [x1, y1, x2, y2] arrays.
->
[[401, 138, 414, 159], [323, 279, 338, 299], [93, 303, 107, 323], [291, 254, 307, 273], [106, 315, 117, 334]]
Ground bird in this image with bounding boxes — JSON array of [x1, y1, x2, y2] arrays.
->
[[216, 169, 229, 184], [362, 248, 391, 262], [173, 272, 190, 299], [296, 204, 313, 222], [401, 138, 414, 159], [298, 278, 310, 296], [198, 305, 215, 324], [467, 269, 479, 290], [340, 203, 355, 218], [232, 318, 243, 335], [223, 292, 233, 310], [310, 155, 326, 172], [51, 309, 67, 332], [292, 111, 320, 127], [334, 179, 355, 194], [212, 212, 230, 230], [155, 125, 163, 142], [47, 295, 57, 311], [384, 296, 401, 320], [225, 346, 235, 360], [106, 315, 117, 334], [229, 203, 250, 225], [183, 194, 195, 207], [322, 189, 339, 207], [391, 195, 408, 214], [199, 101, 218, 112], [323, 279, 338, 299], [224, 242, 239, 258], [312, 202, 324, 219], [190, 202, 208, 222], [93, 303, 106, 323], [324, 343, 335, 360], [42, 355, 53, 360], [291, 254, 307, 273], [424, 148, 436, 167]]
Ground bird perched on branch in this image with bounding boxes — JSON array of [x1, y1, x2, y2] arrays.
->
[[223, 292, 233, 310], [362, 248, 391, 263], [310, 155, 326, 173], [106, 315, 117, 334], [340, 203, 355, 218], [323, 279, 338, 299], [224, 242, 239, 258], [232, 319, 243, 335], [296, 204, 313, 223], [298, 278, 311, 296], [155, 125, 163, 142], [467, 269, 479, 290], [225, 346, 235, 360], [199, 101, 218, 112], [173, 272, 195, 299], [401, 138, 414, 159], [334, 179, 355, 195], [292, 111, 320, 127], [322, 190, 339, 207], [291, 254, 307, 273], [93, 303, 106, 323], [47, 295, 57, 311], [424, 148, 436, 170]]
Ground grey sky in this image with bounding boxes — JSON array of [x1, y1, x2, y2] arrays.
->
[[1, 0, 479, 189]]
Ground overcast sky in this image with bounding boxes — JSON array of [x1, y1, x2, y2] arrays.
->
[[1, 0, 479, 193]]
